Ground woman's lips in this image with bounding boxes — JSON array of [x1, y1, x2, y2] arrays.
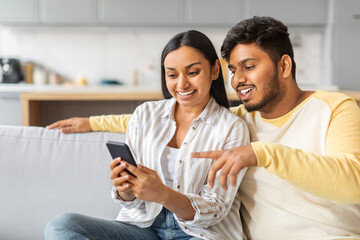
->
[[177, 89, 197, 99]]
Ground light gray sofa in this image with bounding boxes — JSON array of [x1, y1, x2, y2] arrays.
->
[[0, 125, 126, 240]]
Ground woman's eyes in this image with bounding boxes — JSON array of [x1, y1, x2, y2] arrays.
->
[[167, 74, 177, 79], [188, 71, 199, 76], [166, 71, 199, 79]]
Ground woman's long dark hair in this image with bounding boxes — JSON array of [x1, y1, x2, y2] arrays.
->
[[160, 30, 229, 108]]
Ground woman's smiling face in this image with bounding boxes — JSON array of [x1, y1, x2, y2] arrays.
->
[[164, 46, 219, 111]]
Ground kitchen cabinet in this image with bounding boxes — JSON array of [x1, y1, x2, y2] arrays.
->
[[0, 0, 37, 23], [98, 0, 183, 26], [39, 0, 96, 24], [0, 93, 22, 125], [185, 0, 243, 26], [333, 0, 360, 90], [0, 0, 330, 27], [243, 0, 328, 26]]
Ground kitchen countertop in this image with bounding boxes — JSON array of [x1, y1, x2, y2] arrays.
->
[[1, 83, 359, 102], [0, 83, 162, 93], [2, 83, 358, 126]]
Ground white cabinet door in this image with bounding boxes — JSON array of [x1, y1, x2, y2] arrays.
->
[[39, 0, 95, 23], [0, 93, 22, 126], [0, 0, 37, 23], [333, 0, 360, 90], [244, 0, 328, 26], [185, 0, 242, 26], [98, 0, 183, 26]]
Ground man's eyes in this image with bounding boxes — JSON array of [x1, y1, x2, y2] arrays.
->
[[244, 65, 255, 70]]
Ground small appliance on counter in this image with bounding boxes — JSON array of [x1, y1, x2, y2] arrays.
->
[[0, 58, 24, 83]]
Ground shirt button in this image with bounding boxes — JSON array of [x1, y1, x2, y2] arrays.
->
[[178, 159, 182, 164], [183, 142, 188, 146], [213, 214, 218, 218], [191, 126, 196, 130], [176, 185, 180, 189], [183, 226, 187, 230]]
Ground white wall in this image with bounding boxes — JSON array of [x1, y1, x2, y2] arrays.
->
[[0, 26, 326, 88]]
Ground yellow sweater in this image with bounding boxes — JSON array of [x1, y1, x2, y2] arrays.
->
[[90, 90, 360, 239]]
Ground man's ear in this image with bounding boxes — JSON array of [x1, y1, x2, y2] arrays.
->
[[211, 59, 221, 80], [279, 54, 292, 78]]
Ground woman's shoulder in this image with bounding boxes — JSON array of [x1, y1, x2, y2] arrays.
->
[[134, 99, 173, 117], [215, 104, 248, 128]]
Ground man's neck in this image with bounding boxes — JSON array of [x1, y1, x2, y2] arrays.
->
[[259, 86, 314, 119]]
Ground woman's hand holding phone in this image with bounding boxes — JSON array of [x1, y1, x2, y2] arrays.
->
[[109, 157, 136, 201], [110, 158, 170, 204]]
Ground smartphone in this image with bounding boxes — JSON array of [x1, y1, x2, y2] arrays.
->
[[106, 141, 137, 167]]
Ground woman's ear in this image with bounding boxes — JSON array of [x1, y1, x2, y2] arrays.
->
[[279, 54, 292, 78], [211, 59, 221, 81]]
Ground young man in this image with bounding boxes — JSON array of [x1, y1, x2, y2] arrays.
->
[[47, 17, 360, 239], [192, 16, 360, 239]]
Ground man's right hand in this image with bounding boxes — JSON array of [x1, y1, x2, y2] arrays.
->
[[46, 117, 92, 134]]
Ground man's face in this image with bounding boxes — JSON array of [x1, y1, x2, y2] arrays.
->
[[228, 43, 285, 113]]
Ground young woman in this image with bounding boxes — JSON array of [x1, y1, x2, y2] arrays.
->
[[45, 30, 249, 240]]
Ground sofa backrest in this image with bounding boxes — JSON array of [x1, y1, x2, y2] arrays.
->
[[0, 125, 126, 240]]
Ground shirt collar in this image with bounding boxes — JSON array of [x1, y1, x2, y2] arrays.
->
[[160, 97, 220, 125]]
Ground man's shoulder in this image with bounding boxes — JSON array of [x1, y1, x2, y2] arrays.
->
[[230, 104, 251, 119], [312, 90, 356, 110]]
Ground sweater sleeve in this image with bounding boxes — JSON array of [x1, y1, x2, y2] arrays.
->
[[89, 114, 132, 133], [253, 98, 360, 204], [88, 108, 241, 133]]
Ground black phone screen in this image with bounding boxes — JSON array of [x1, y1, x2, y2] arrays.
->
[[106, 141, 137, 167]]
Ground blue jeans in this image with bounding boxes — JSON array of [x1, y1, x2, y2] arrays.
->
[[44, 208, 201, 240]]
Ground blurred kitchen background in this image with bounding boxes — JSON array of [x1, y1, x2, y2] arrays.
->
[[0, 0, 359, 126]]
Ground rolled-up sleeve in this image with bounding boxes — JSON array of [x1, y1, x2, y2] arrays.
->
[[111, 186, 144, 209]]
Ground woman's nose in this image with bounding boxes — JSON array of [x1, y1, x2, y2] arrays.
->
[[177, 74, 190, 88]]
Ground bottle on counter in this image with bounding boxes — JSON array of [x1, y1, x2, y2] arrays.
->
[[48, 72, 62, 85], [23, 61, 34, 84], [33, 65, 47, 85]]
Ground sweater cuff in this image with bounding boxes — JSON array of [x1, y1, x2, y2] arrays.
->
[[251, 142, 269, 167], [89, 116, 102, 131]]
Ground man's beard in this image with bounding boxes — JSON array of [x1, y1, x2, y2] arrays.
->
[[243, 69, 285, 113]]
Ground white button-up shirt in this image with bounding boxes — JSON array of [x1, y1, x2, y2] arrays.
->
[[112, 97, 249, 240]]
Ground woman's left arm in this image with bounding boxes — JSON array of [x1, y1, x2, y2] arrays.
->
[[178, 120, 250, 227]]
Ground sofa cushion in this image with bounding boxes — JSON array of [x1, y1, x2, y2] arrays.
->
[[0, 125, 126, 240]]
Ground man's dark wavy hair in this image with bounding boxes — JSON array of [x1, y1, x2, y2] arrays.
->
[[221, 16, 296, 80]]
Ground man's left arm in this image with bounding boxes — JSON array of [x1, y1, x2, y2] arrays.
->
[[255, 98, 360, 204], [193, 98, 360, 204]]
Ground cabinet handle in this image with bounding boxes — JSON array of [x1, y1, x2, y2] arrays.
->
[[353, 14, 360, 20]]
